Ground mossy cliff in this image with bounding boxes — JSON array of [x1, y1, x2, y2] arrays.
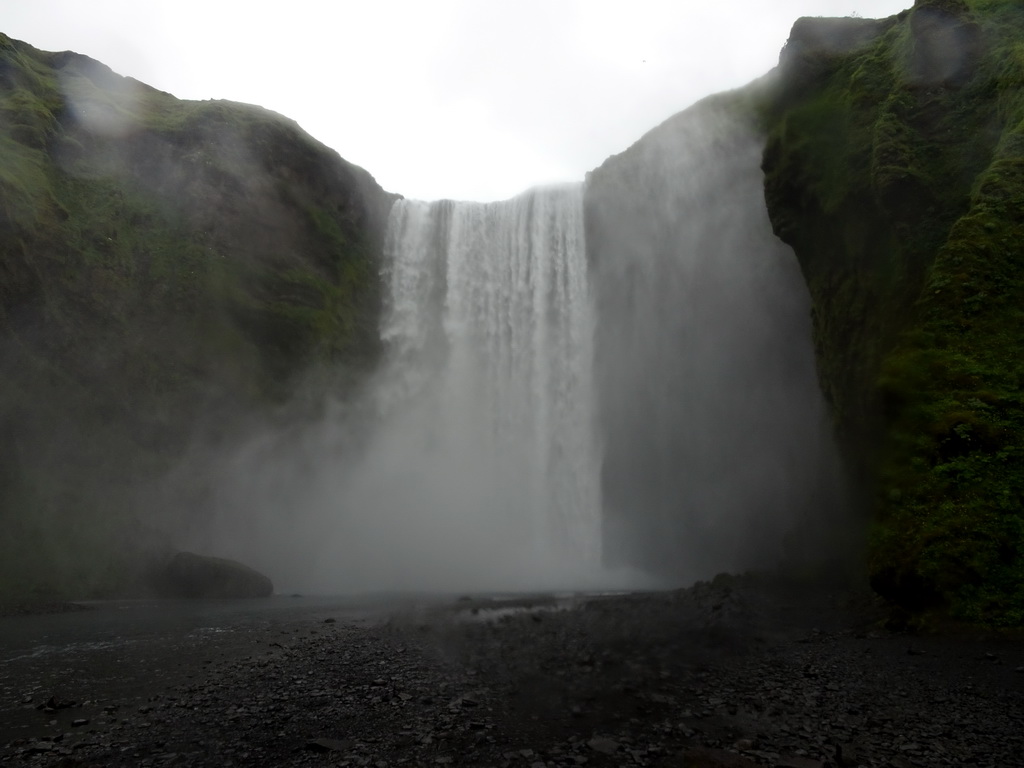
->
[[762, 0, 1024, 623], [0, 34, 394, 600]]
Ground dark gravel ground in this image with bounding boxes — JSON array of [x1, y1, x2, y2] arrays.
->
[[1, 577, 1023, 767]]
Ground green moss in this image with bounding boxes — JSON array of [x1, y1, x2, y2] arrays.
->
[[764, 1, 1024, 623], [0, 38, 62, 231], [0, 35, 389, 601]]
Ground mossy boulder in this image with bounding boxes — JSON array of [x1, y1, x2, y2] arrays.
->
[[153, 551, 273, 599], [762, 1, 1024, 623]]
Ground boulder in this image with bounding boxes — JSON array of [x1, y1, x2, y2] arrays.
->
[[153, 551, 273, 598]]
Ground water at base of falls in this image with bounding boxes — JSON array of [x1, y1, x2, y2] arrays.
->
[[341, 184, 610, 591]]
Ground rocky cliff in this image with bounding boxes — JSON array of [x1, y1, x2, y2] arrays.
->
[[0, 34, 394, 599], [763, 0, 1024, 623]]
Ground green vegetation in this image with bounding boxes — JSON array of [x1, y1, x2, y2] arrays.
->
[[763, 0, 1024, 623], [0, 33, 392, 601]]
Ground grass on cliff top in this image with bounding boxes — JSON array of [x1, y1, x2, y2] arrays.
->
[[0, 35, 61, 228]]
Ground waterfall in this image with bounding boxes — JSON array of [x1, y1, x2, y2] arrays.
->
[[195, 100, 845, 594], [344, 184, 604, 590]]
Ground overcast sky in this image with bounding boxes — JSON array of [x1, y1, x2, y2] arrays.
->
[[4, 1, 909, 201]]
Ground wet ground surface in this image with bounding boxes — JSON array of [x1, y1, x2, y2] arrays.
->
[[1, 578, 1023, 767]]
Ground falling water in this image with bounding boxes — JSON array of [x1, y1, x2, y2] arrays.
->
[[192, 101, 845, 594], [351, 184, 603, 589]]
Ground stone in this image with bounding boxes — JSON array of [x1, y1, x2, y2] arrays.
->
[[37, 695, 75, 711], [152, 551, 273, 599], [305, 738, 351, 752], [587, 737, 619, 755], [835, 743, 860, 767], [681, 748, 759, 767], [777, 756, 824, 768]]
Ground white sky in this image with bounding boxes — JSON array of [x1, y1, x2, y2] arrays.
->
[[4, 1, 909, 201]]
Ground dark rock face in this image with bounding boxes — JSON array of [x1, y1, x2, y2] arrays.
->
[[0, 33, 394, 600], [763, 3, 1024, 623], [153, 551, 273, 599]]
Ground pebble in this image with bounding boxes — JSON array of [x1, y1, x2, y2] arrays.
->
[[587, 737, 619, 755], [2, 580, 1021, 768]]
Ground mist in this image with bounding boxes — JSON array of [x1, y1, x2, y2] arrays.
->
[[180, 187, 633, 594], [167, 91, 848, 595], [588, 92, 850, 583]]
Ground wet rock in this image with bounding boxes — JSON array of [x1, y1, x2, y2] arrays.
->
[[36, 695, 76, 711], [152, 551, 273, 598], [2, 579, 1022, 767], [305, 737, 349, 754], [587, 737, 619, 755], [777, 756, 824, 768], [681, 747, 759, 767]]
